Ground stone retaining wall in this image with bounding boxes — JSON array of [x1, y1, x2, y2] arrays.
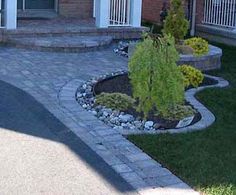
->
[[178, 45, 222, 71], [129, 43, 222, 71]]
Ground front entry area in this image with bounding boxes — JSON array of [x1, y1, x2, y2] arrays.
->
[[17, 0, 55, 9]]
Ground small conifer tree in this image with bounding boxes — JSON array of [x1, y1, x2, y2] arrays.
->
[[129, 35, 184, 118], [163, 0, 189, 41]]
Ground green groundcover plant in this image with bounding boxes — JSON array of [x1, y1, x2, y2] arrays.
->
[[95, 92, 135, 111]]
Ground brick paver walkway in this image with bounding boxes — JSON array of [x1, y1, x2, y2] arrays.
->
[[0, 46, 198, 195]]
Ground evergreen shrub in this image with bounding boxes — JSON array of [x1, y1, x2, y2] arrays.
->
[[129, 34, 185, 118], [163, 0, 189, 41]]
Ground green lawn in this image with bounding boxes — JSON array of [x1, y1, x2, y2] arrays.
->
[[128, 44, 236, 195]]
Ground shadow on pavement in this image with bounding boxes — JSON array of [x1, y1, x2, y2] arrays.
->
[[0, 80, 137, 194]]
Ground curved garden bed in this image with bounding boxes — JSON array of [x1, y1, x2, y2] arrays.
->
[[78, 34, 227, 135], [76, 71, 229, 134]]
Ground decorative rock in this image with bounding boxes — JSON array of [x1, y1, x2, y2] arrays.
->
[[96, 110, 102, 117], [114, 41, 139, 58], [103, 111, 109, 117], [119, 114, 134, 123], [86, 105, 91, 110], [144, 121, 154, 129], [113, 126, 124, 131], [77, 93, 83, 98], [105, 108, 113, 114], [129, 125, 136, 130], [111, 110, 120, 117], [127, 123, 136, 130], [85, 92, 93, 98], [95, 105, 102, 111], [110, 117, 120, 125], [82, 104, 88, 109], [82, 84, 87, 89], [133, 121, 143, 129], [91, 110, 97, 116], [99, 116, 106, 121], [154, 123, 161, 129], [121, 123, 129, 128]]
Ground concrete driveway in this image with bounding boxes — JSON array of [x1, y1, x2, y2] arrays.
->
[[0, 80, 137, 195]]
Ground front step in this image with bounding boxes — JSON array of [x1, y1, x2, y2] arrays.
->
[[6, 35, 113, 53], [3, 25, 147, 40], [1, 18, 148, 52]]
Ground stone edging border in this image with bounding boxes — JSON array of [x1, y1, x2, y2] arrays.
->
[[59, 79, 200, 195], [75, 72, 229, 135]]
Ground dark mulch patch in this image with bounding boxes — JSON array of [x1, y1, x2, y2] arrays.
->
[[94, 73, 218, 96], [94, 74, 132, 96], [93, 73, 217, 129]]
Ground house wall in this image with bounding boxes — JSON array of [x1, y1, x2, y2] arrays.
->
[[58, 0, 93, 18], [142, 0, 190, 24], [196, 0, 204, 24], [142, 0, 164, 23]]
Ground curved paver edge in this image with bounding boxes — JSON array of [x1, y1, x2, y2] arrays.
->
[[59, 78, 200, 195]]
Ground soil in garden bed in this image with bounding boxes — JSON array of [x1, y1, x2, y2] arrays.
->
[[94, 74, 133, 96], [93, 73, 217, 129], [94, 73, 218, 96]]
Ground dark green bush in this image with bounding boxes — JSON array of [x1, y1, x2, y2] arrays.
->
[[163, 0, 189, 41], [95, 93, 135, 111]]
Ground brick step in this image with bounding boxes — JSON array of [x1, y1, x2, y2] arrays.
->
[[3, 27, 147, 40], [6, 35, 113, 53]]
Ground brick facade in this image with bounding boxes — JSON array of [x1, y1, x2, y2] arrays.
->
[[142, 0, 192, 24], [196, 0, 204, 24], [142, 0, 164, 23], [58, 0, 93, 18]]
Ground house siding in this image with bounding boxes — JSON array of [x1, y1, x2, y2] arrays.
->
[[58, 0, 93, 18]]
